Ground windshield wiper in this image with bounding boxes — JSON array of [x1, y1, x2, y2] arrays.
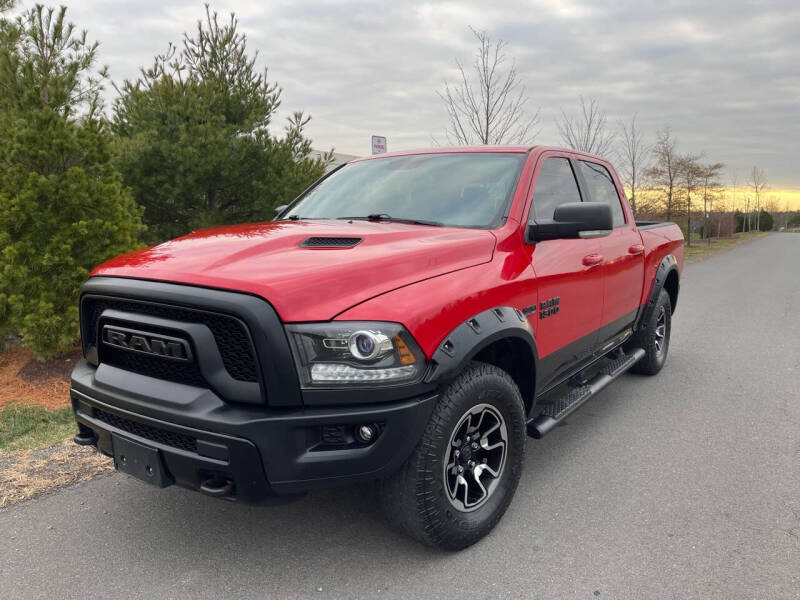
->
[[337, 214, 443, 227]]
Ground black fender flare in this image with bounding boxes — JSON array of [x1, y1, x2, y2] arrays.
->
[[634, 254, 679, 333], [424, 306, 539, 386]]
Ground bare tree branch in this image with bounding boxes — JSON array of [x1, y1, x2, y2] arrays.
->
[[437, 27, 539, 145], [645, 126, 680, 221], [699, 162, 724, 242], [677, 153, 704, 246], [748, 166, 767, 231], [617, 113, 649, 217], [556, 96, 616, 156]]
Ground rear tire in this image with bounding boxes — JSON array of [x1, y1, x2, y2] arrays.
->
[[630, 288, 672, 375], [378, 361, 526, 551]]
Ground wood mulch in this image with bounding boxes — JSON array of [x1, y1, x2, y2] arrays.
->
[[0, 344, 115, 509], [0, 346, 81, 410]]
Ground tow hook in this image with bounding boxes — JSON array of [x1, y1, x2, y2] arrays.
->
[[200, 476, 235, 498], [73, 425, 97, 446]]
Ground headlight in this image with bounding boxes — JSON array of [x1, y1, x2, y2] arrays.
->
[[286, 322, 426, 387]]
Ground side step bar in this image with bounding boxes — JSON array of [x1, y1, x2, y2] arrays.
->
[[527, 348, 645, 439]]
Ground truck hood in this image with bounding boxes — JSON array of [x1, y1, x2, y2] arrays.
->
[[92, 220, 497, 321]]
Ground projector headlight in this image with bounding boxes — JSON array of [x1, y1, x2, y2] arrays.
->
[[286, 322, 426, 388]]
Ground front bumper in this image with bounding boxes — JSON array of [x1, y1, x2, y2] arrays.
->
[[72, 359, 438, 502]]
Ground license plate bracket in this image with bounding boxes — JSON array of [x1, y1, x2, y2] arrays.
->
[[112, 434, 172, 488]]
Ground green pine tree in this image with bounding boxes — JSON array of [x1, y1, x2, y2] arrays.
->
[[113, 5, 330, 244], [757, 210, 774, 232], [0, 4, 142, 359]]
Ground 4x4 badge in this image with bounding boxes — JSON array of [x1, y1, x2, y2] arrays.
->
[[102, 325, 192, 362]]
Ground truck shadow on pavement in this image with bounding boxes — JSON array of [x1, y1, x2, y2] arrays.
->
[[74, 374, 645, 589]]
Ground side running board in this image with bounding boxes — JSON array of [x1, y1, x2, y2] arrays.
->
[[527, 348, 646, 439]]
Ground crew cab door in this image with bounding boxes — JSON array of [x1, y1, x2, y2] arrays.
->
[[526, 155, 604, 390], [574, 160, 645, 348]]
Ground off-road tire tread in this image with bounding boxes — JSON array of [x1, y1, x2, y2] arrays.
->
[[630, 288, 672, 375], [378, 361, 525, 551]]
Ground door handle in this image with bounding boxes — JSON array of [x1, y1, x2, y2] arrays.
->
[[628, 244, 645, 255], [582, 253, 604, 267]]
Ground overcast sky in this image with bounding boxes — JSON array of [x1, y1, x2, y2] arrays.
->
[[44, 1, 800, 187]]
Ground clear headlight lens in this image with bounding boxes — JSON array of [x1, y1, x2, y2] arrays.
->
[[286, 322, 426, 388]]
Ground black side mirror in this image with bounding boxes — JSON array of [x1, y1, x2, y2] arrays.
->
[[273, 204, 288, 220], [526, 202, 613, 242]]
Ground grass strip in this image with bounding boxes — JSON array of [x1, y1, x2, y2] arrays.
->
[[0, 404, 76, 456], [683, 231, 768, 262]]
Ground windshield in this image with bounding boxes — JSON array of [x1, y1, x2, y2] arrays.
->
[[283, 153, 527, 229]]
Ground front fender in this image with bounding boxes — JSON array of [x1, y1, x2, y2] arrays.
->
[[424, 306, 538, 384]]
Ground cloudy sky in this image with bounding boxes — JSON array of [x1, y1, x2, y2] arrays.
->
[[41, 1, 800, 187]]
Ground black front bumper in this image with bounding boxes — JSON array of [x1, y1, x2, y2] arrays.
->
[[72, 359, 438, 502]]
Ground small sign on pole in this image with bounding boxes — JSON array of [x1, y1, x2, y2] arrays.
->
[[371, 135, 387, 155]]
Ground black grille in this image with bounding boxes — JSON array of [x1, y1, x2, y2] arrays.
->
[[94, 409, 197, 453], [83, 297, 258, 382], [102, 344, 206, 387], [300, 236, 362, 248]]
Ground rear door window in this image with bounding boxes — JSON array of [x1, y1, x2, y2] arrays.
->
[[529, 158, 582, 223], [577, 161, 626, 227]]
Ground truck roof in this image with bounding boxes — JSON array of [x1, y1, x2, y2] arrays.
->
[[349, 145, 608, 164]]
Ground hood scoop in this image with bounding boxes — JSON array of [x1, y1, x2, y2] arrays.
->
[[300, 236, 363, 248]]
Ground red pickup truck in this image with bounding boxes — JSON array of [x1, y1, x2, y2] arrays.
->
[[71, 146, 683, 550]]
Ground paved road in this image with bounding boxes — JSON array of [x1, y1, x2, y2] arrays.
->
[[2, 234, 799, 599]]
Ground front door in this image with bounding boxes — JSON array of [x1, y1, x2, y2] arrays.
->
[[527, 154, 605, 391]]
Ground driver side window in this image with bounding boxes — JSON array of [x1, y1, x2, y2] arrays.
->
[[528, 158, 582, 224]]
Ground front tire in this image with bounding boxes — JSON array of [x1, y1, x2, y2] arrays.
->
[[630, 288, 672, 375], [379, 361, 526, 550]]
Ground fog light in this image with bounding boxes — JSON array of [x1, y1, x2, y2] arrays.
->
[[356, 424, 377, 443]]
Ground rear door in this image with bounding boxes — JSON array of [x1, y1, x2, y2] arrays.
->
[[575, 160, 645, 349], [527, 154, 604, 390]]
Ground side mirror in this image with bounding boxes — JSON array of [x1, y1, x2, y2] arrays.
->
[[273, 204, 288, 220], [526, 202, 612, 242]]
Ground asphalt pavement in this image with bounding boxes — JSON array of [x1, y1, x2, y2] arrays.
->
[[1, 233, 798, 599]]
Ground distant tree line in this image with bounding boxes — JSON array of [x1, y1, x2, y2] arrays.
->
[[1, 13, 794, 360], [438, 27, 791, 243], [0, 2, 329, 358]]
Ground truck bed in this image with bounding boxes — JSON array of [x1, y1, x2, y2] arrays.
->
[[637, 222, 684, 308], [636, 220, 679, 230]]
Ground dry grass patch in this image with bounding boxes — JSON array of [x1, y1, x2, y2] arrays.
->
[[684, 231, 768, 262], [0, 438, 113, 509]]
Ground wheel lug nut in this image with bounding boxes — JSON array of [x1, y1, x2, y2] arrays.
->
[[457, 466, 464, 473], [465, 435, 471, 442], [454, 450, 460, 458], [468, 460, 475, 468], [471, 442, 478, 449]]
